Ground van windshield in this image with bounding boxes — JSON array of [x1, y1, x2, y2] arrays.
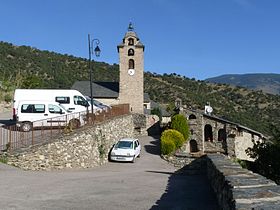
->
[[74, 96, 88, 107]]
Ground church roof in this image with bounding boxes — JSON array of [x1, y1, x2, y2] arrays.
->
[[124, 31, 139, 39], [71, 81, 119, 98], [117, 23, 145, 52]]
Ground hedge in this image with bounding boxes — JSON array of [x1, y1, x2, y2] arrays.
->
[[160, 129, 185, 155]]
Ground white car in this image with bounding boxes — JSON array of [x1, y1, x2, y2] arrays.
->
[[110, 138, 141, 162]]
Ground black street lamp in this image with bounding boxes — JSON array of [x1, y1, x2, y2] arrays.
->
[[88, 34, 101, 115]]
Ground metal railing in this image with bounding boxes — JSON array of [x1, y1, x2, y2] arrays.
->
[[0, 104, 130, 152]]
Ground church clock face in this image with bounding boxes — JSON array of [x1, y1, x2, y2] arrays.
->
[[128, 69, 135, 76]]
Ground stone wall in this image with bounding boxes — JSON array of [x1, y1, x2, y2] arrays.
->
[[0, 101, 12, 113], [206, 154, 280, 209], [6, 114, 151, 170]]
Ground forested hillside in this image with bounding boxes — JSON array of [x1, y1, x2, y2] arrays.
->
[[0, 41, 119, 89], [1, 41, 279, 135], [145, 72, 280, 135]]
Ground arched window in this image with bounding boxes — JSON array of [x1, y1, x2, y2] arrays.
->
[[129, 59, 135, 69], [189, 139, 199, 153], [128, 49, 134, 56], [189, 114, 197, 120], [128, 38, 134, 45], [218, 129, 227, 142], [204, 124, 213, 142]]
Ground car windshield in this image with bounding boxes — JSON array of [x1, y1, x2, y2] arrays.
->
[[115, 141, 133, 149]]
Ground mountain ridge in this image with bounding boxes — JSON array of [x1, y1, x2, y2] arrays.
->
[[205, 73, 280, 95]]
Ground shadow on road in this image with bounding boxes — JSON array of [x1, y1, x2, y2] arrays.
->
[[0, 119, 15, 127], [144, 138, 160, 156], [149, 157, 220, 210]]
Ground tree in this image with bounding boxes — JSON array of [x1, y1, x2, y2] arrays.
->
[[21, 75, 43, 88], [246, 125, 280, 184], [171, 114, 190, 140], [151, 107, 162, 121]]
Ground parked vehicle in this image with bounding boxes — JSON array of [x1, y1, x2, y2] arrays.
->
[[13, 89, 98, 120], [85, 96, 111, 111], [110, 138, 141, 162], [15, 100, 82, 132]]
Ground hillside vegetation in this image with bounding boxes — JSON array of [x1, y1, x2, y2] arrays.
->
[[206, 73, 280, 95], [0, 41, 119, 90], [145, 72, 280, 135], [1, 41, 280, 135]]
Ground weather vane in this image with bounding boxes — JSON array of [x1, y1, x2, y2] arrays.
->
[[128, 22, 134, 31]]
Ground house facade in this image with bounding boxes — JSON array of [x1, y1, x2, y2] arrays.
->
[[182, 108, 266, 161]]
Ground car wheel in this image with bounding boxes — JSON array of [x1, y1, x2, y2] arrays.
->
[[137, 153, 140, 158], [131, 156, 135, 163], [21, 122, 32, 132], [68, 119, 81, 129]]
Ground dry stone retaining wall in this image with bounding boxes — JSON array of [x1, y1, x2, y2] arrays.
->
[[206, 154, 280, 209], [6, 114, 144, 170]]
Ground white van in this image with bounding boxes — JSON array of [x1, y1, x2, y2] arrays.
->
[[13, 89, 99, 120], [16, 100, 82, 132]]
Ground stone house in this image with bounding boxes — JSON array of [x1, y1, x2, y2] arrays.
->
[[183, 108, 266, 161]]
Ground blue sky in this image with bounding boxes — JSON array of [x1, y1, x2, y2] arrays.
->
[[0, 0, 279, 80]]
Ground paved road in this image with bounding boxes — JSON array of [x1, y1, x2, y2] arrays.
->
[[0, 136, 219, 210]]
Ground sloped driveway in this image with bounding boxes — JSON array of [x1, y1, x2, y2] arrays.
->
[[0, 136, 218, 210]]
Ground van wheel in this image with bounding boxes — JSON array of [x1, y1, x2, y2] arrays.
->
[[21, 122, 32, 132], [69, 119, 81, 129]]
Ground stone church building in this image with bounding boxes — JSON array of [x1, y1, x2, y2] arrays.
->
[[72, 23, 267, 161], [72, 23, 145, 114]]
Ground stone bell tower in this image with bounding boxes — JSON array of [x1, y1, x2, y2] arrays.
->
[[117, 23, 145, 114]]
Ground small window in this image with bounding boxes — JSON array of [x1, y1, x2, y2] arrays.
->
[[48, 104, 62, 114], [189, 114, 197, 120], [55, 96, 70, 104], [128, 38, 134, 45], [21, 104, 45, 113], [21, 104, 33, 113], [129, 59, 135, 69], [128, 49, 134, 56], [33, 104, 45, 113], [74, 95, 88, 107]]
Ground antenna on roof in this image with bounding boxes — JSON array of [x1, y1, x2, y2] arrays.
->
[[205, 102, 213, 115]]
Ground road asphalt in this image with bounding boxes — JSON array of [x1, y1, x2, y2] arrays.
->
[[0, 136, 219, 210]]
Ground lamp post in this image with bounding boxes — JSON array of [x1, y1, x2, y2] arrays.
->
[[88, 34, 101, 115]]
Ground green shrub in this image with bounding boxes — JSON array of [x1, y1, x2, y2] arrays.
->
[[160, 129, 185, 155], [171, 114, 190, 140], [4, 93, 12, 103], [161, 138, 175, 155]]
